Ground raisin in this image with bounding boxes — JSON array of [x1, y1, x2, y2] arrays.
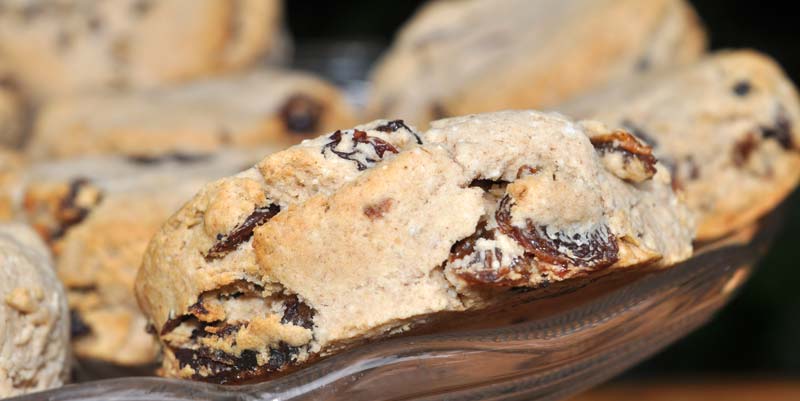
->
[[468, 179, 510, 191], [145, 323, 157, 335], [50, 178, 102, 242], [516, 165, 539, 179], [281, 295, 315, 330], [70, 310, 92, 339], [363, 199, 393, 221], [761, 113, 795, 150], [205, 204, 281, 261], [130, 0, 153, 16], [430, 103, 449, 120], [321, 130, 399, 171], [172, 342, 299, 384], [279, 94, 324, 134], [495, 195, 619, 275], [733, 80, 752, 97], [621, 120, 658, 148], [374, 119, 423, 145], [732, 133, 759, 167], [160, 315, 190, 336], [591, 130, 657, 182], [188, 300, 209, 317], [448, 221, 531, 286]]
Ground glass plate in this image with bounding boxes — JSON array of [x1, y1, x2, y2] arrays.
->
[[10, 201, 787, 401]]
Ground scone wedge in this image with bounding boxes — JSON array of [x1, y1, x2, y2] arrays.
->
[[135, 111, 694, 383]]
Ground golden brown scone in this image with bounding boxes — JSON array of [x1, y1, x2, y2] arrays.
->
[[12, 148, 276, 366], [0, 0, 286, 99], [27, 70, 355, 161], [1, 223, 69, 397], [367, 0, 706, 127], [558, 50, 800, 240], [135, 111, 693, 383]]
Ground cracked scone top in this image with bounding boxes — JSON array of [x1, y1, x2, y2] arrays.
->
[[135, 111, 694, 383], [367, 0, 706, 126], [1, 224, 69, 397], [559, 50, 800, 240]]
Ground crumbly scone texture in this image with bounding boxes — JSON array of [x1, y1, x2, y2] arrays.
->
[[136, 111, 693, 383], [0, 223, 69, 397], [28, 70, 355, 160], [558, 50, 800, 240], [367, 0, 706, 127], [13, 148, 274, 366], [0, 0, 286, 99], [0, 65, 24, 148]]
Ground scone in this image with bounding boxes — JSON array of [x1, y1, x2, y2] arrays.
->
[[135, 111, 694, 383], [0, 0, 286, 98], [367, 0, 707, 127], [0, 67, 24, 148], [13, 148, 276, 366], [27, 70, 355, 160], [1, 224, 70, 397], [558, 50, 800, 240]]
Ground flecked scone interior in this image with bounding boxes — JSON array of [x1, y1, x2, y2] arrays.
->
[[28, 70, 355, 160], [136, 111, 693, 383], [14, 148, 275, 366], [367, 0, 706, 126], [0, 0, 285, 99], [1, 224, 69, 397], [559, 50, 800, 240]]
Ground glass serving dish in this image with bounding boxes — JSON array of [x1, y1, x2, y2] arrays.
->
[[9, 196, 788, 401]]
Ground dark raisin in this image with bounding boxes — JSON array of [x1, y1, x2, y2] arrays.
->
[[205, 204, 281, 261], [363, 199, 393, 221], [321, 130, 399, 171], [733, 80, 752, 97], [268, 343, 298, 370], [172, 152, 211, 163], [591, 130, 658, 181], [188, 301, 209, 317], [685, 155, 701, 180], [621, 120, 658, 148], [50, 179, 102, 242], [733, 133, 759, 167], [468, 179, 510, 191], [279, 94, 324, 134], [281, 295, 315, 329], [430, 103, 450, 120], [130, 0, 153, 16], [448, 221, 531, 286], [145, 323, 157, 335], [239, 350, 259, 370], [70, 310, 92, 339], [160, 314, 190, 336], [761, 113, 795, 150], [495, 195, 619, 274], [374, 119, 423, 145]]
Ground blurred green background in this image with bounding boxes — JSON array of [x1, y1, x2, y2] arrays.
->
[[286, 0, 800, 376]]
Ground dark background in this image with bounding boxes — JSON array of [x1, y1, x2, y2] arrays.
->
[[286, 0, 800, 376]]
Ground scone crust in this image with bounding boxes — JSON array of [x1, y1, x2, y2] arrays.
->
[[27, 70, 355, 160], [1, 224, 69, 397], [367, 0, 706, 126], [136, 111, 693, 382], [559, 50, 800, 240]]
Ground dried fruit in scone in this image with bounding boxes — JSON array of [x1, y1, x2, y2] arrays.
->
[[12, 148, 274, 366], [367, 0, 706, 126], [28, 70, 355, 161], [0, 0, 287, 98], [1, 224, 69, 397], [135, 111, 693, 383], [559, 50, 800, 240]]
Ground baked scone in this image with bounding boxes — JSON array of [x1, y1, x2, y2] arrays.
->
[[0, 0, 286, 99], [13, 148, 275, 366], [135, 111, 694, 383], [367, 0, 707, 127], [558, 50, 800, 240], [0, 67, 24, 148], [27, 70, 355, 161], [1, 224, 69, 397]]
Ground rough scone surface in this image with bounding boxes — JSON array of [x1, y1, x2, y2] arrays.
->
[[28, 70, 354, 160], [367, 0, 706, 126], [136, 111, 694, 383], [12, 148, 273, 366], [1, 224, 69, 397], [559, 50, 800, 240], [0, 0, 285, 98]]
